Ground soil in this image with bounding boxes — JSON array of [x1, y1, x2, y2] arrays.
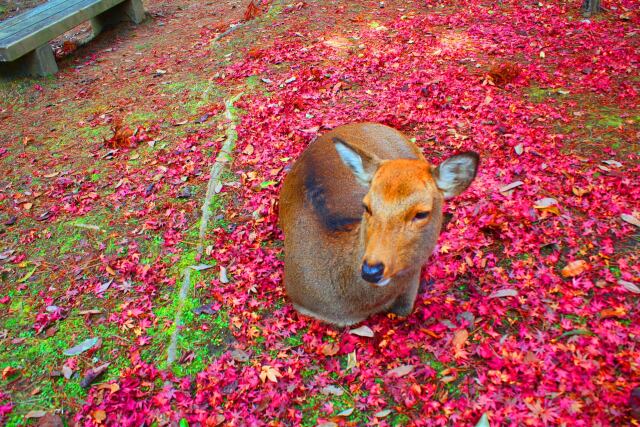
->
[[0, 0, 47, 21]]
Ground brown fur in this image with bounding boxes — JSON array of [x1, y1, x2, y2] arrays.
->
[[279, 123, 478, 326]]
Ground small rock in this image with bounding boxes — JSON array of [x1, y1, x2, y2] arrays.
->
[[80, 363, 110, 388], [194, 304, 216, 315], [631, 387, 640, 420], [221, 380, 239, 394], [230, 349, 250, 362], [177, 187, 192, 198], [321, 385, 344, 396]]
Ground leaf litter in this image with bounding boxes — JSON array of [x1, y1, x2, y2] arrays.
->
[[1, 0, 639, 425]]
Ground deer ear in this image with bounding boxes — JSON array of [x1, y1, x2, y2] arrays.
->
[[333, 137, 381, 187], [433, 152, 479, 198]]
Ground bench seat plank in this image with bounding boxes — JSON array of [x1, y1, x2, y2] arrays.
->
[[0, 0, 132, 62]]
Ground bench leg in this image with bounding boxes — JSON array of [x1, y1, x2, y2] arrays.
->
[[0, 44, 58, 78], [91, 0, 146, 36]]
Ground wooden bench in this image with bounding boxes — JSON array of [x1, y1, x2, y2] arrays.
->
[[0, 0, 145, 78]]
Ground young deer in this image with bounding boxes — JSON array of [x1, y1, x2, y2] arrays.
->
[[279, 123, 479, 326]]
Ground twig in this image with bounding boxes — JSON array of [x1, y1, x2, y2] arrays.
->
[[67, 223, 104, 232], [214, 23, 248, 42], [166, 93, 243, 367]]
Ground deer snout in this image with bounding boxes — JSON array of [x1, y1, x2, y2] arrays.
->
[[361, 261, 385, 284]]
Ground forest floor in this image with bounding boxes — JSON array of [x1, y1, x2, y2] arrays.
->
[[0, 0, 639, 426]]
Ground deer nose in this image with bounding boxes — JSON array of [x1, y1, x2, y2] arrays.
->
[[361, 261, 385, 283]]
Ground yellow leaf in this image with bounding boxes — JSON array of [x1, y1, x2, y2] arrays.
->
[[600, 307, 626, 318], [572, 187, 591, 197], [242, 144, 255, 155], [346, 351, 357, 371], [259, 365, 282, 383], [18, 266, 37, 283], [92, 410, 106, 424]]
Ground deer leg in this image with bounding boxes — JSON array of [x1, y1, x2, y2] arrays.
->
[[388, 277, 420, 317]]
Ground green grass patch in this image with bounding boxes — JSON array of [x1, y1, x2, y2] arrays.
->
[[0, 311, 132, 425], [297, 387, 368, 426]]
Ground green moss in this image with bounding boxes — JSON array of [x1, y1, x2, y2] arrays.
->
[[161, 81, 189, 95], [595, 113, 623, 128], [562, 313, 587, 325], [152, 290, 230, 377], [127, 111, 157, 125], [419, 351, 445, 372], [297, 388, 367, 427], [391, 413, 412, 426], [140, 234, 165, 263], [79, 125, 109, 140], [301, 368, 316, 379], [527, 85, 554, 103], [0, 314, 107, 424], [285, 333, 304, 347], [135, 42, 151, 51]]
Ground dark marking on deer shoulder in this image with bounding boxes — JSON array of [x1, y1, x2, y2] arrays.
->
[[304, 168, 360, 232]]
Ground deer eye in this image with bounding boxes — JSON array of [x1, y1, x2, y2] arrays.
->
[[363, 204, 372, 215], [413, 211, 430, 221]]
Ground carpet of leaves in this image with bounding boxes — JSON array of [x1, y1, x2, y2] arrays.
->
[[1, 0, 639, 426]]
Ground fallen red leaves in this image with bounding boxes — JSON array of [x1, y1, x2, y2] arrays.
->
[[243, 1, 262, 22], [1, 0, 639, 426], [487, 62, 522, 86], [103, 119, 135, 149]]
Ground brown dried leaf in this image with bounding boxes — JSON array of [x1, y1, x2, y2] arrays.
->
[[452, 329, 469, 348], [387, 364, 414, 377], [499, 181, 523, 193], [488, 62, 521, 86], [242, 144, 254, 155], [96, 383, 120, 393], [534, 198, 560, 215], [36, 413, 64, 427], [2, 366, 18, 380], [80, 363, 110, 388], [561, 260, 589, 278], [321, 342, 339, 356], [24, 410, 46, 419]]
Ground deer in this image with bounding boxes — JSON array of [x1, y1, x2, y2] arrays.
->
[[279, 123, 479, 326]]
